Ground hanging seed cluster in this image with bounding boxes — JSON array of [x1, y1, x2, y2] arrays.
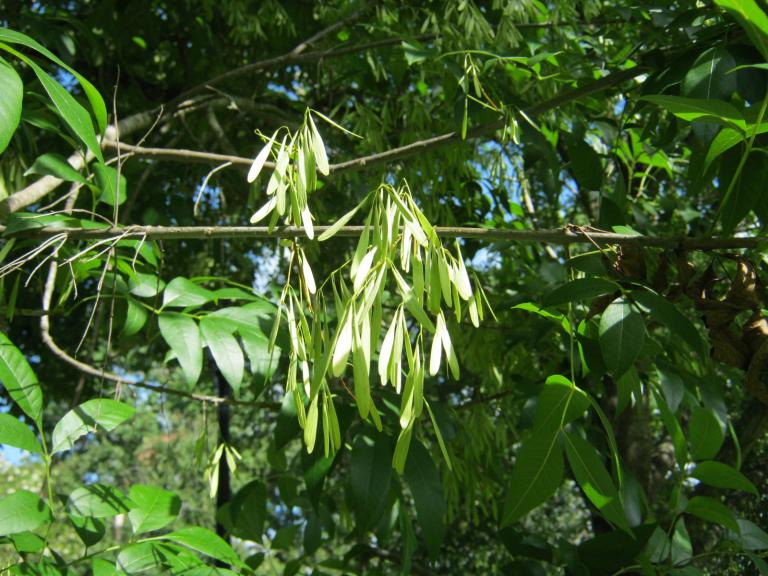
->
[[247, 112, 489, 472]]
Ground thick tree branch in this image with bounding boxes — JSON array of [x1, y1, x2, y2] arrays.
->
[[170, 2, 376, 104], [6, 224, 766, 250], [103, 66, 649, 177], [2, 36, 646, 220]]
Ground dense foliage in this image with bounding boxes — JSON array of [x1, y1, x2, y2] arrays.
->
[[1, 1, 768, 574]]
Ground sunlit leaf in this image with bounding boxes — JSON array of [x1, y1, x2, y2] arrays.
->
[[158, 313, 203, 386], [128, 485, 181, 534], [0, 56, 22, 154], [200, 316, 244, 393], [0, 332, 43, 425], [0, 491, 52, 536], [52, 399, 135, 454]]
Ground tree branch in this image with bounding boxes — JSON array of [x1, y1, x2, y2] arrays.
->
[[40, 257, 278, 409], [102, 65, 649, 179], [2, 37, 646, 220], [6, 224, 766, 250]]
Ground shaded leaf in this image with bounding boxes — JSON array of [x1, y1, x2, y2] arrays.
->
[[564, 431, 631, 533], [228, 480, 266, 540], [68, 514, 105, 547], [67, 484, 132, 518], [599, 298, 645, 377], [542, 278, 619, 308], [735, 519, 768, 551], [350, 433, 392, 531], [691, 461, 757, 494], [689, 407, 724, 461], [501, 428, 564, 526], [633, 291, 705, 356], [404, 439, 446, 557], [685, 496, 739, 533]]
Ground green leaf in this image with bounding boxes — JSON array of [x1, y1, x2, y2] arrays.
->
[[3, 212, 80, 237], [128, 485, 181, 534], [117, 541, 169, 574], [541, 278, 619, 308], [0, 413, 42, 453], [534, 375, 590, 433], [200, 316, 244, 393], [68, 513, 106, 547], [689, 406, 724, 461], [0, 332, 43, 424], [632, 291, 705, 356], [404, 439, 446, 557], [9, 531, 46, 554], [161, 527, 244, 568], [128, 272, 165, 298], [0, 491, 53, 536], [93, 164, 127, 206], [715, 0, 768, 61], [702, 122, 768, 177], [0, 27, 107, 132], [122, 296, 148, 337], [240, 330, 278, 378], [501, 426, 564, 526], [563, 131, 603, 191], [23, 56, 103, 163], [736, 519, 768, 550], [402, 40, 432, 66], [162, 277, 214, 308], [670, 518, 693, 566], [655, 387, 688, 466], [641, 95, 746, 132], [67, 484, 133, 517], [158, 313, 202, 386], [25, 152, 88, 184], [658, 362, 684, 413], [683, 47, 738, 101], [685, 496, 740, 533], [350, 433, 393, 531], [576, 525, 657, 576], [227, 480, 266, 540], [52, 398, 136, 454], [91, 557, 118, 576], [318, 203, 362, 241], [501, 375, 588, 527], [0, 57, 23, 154], [691, 461, 757, 494], [599, 297, 645, 377], [563, 431, 631, 533]]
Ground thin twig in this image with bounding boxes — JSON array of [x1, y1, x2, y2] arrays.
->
[[4, 224, 766, 250], [39, 263, 279, 409]]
